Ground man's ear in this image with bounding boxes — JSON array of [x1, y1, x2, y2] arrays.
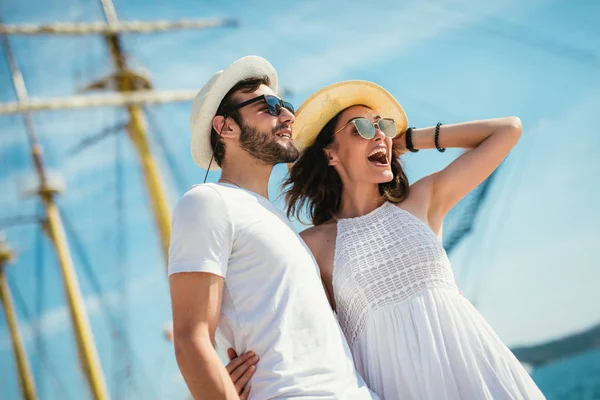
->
[[212, 115, 237, 139], [324, 147, 338, 167]]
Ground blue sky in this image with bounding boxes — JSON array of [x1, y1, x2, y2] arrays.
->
[[0, 0, 599, 398]]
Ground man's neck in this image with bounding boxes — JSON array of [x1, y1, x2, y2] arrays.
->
[[336, 182, 383, 219], [219, 155, 273, 199]]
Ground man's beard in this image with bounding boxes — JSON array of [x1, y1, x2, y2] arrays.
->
[[238, 122, 299, 165]]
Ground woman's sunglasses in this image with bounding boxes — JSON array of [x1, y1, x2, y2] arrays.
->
[[333, 117, 397, 140], [223, 94, 295, 117]]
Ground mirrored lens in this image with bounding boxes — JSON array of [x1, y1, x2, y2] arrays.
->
[[264, 96, 281, 116], [378, 118, 397, 138], [353, 118, 376, 139], [283, 101, 295, 114], [263, 95, 295, 116]]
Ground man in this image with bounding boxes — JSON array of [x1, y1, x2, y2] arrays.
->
[[168, 56, 375, 399]]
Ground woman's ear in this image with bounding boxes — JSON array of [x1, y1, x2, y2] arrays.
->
[[212, 115, 237, 139], [324, 147, 338, 167]]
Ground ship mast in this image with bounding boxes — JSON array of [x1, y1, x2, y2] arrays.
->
[[0, 4, 236, 397], [0, 4, 236, 266], [0, 236, 37, 400], [1, 29, 110, 399]]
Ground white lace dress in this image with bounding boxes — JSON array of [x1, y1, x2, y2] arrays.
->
[[333, 202, 544, 400]]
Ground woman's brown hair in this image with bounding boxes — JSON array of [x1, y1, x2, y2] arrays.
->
[[283, 107, 410, 226]]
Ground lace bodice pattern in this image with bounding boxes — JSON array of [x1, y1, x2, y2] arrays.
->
[[333, 202, 458, 349]]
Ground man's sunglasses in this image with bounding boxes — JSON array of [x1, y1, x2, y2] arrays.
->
[[333, 117, 397, 140], [223, 94, 295, 117]]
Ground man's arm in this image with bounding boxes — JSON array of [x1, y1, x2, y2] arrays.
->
[[168, 186, 238, 399], [170, 271, 240, 399]]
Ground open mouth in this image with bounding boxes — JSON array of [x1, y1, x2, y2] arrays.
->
[[367, 148, 389, 166], [275, 130, 292, 139]]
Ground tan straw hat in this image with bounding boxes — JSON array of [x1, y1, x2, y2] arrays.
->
[[190, 56, 278, 170], [292, 80, 408, 154]]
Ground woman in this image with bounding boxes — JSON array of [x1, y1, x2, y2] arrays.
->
[[282, 80, 545, 399]]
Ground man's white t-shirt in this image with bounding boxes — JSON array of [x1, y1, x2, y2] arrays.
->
[[168, 183, 374, 399]]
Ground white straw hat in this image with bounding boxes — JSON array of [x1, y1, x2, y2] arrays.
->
[[190, 56, 278, 170]]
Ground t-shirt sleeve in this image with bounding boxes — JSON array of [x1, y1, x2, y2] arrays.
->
[[168, 186, 233, 277]]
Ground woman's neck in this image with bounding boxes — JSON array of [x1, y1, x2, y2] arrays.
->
[[336, 182, 384, 219]]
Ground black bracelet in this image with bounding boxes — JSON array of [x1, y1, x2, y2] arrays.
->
[[435, 122, 445, 153], [405, 127, 419, 152]]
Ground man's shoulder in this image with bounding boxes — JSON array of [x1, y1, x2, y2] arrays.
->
[[179, 183, 222, 203], [174, 183, 229, 217]]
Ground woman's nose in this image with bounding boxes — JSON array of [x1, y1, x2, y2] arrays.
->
[[373, 126, 385, 141]]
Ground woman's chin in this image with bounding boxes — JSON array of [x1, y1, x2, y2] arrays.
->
[[371, 169, 394, 184]]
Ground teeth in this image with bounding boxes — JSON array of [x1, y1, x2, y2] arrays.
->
[[368, 148, 386, 157], [277, 132, 291, 138]]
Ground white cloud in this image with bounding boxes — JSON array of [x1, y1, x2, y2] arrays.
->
[[274, 0, 523, 93], [125, 0, 525, 97]]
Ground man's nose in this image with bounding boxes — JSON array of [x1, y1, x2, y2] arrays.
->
[[278, 107, 295, 124]]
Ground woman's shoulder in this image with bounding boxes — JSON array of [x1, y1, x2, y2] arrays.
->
[[300, 222, 337, 258], [400, 173, 444, 235], [300, 222, 337, 282], [300, 222, 336, 243]]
